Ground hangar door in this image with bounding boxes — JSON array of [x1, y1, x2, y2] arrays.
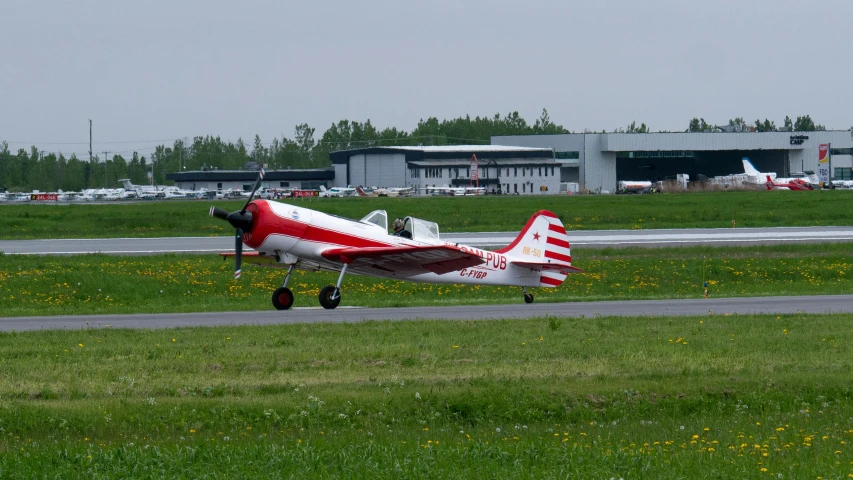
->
[[348, 154, 366, 186], [364, 153, 406, 187]]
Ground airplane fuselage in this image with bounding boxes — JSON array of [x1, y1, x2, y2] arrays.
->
[[243, 200, 542, 287]]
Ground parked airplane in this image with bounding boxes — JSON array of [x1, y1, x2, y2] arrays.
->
[[765, 175, 814, 191], [355, 186, 401, 197], [319, 185, 357, 198], [209, 170, 582, 310]]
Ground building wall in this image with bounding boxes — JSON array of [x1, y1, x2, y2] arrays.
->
[[495, 131, 853, 192], [332, 164, 348, 187]]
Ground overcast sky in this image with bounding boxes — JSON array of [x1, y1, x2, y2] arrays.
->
[[2, 0, 852, 158]]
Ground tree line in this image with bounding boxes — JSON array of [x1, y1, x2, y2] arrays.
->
[[1, 109, 567, 192], [2, 110, 848, 192]]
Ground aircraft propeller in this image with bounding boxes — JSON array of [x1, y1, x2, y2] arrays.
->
[[209, 169, 265, 278]]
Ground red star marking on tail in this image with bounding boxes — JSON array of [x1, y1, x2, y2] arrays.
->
[[532, 232, 540, 241]]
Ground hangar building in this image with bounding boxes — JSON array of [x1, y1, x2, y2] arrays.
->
[[493, 131, 853, 193], [328, 145, 560, 195], [166, 168, 334, 192]]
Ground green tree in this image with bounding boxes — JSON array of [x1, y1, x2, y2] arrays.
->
[[793, 115, 825, 131], [784, 116, 793, 130], [687, 117, 714, 132], [754, 119, 777, 132]]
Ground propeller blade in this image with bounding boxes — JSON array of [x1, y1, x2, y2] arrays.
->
[[209, 206, 230, 220], [234, 227, 243, 279], [240, 168, 266, 214]]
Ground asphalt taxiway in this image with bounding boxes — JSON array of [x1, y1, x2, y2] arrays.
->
[[1, 295, 851, 331], [3, 226, 853, 255]]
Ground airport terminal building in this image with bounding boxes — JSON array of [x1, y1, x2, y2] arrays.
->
[[493, 131, 853, 193], [329, 145, 561, 194]]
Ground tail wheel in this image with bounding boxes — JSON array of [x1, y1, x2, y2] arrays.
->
[[524, 293, 534, 304], [319, 285, 341, 310], [272, 287, 294, 310]]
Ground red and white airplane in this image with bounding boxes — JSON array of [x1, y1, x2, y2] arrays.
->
[[765, 175, 814, 191], [210, 170, 582, 310]]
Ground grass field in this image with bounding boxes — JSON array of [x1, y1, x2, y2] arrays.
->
[[2, 190, 853, 239], [3, 192, 853, 476], [1, 313, 852, 477], [1, 243, 852, 317]]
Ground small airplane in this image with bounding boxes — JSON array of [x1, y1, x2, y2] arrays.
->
[[765, 175, 814, 191], [319, 185, 357, 198], [209, 170, 582, 310]]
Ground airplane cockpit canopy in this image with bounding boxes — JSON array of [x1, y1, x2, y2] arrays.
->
[[404, 216, 440, 244], [360, 209, 388, 232]]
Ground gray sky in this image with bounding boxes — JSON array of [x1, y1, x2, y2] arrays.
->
[[2, 0, 852, 158]]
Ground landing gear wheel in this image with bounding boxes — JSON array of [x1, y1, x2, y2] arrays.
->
[[319, 285, 341, 310], [524, 293, 534, 304], [272, 287, 294, 310]]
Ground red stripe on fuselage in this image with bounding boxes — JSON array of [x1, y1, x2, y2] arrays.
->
[[539, 276, 563, 286], [301, 224, 392, 248]]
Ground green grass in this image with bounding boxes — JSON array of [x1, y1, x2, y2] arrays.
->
[[1, 242, 851, 317], [2, 190, 853, 239], [1, 314, 852, 477]]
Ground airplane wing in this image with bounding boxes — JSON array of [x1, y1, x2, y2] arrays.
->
[[219, 252, 291, 268], [321, 245, 484, 277], [511, 260, 584, 274]]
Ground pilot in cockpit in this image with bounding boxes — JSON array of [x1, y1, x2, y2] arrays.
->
[[392, 218, 412, 239]]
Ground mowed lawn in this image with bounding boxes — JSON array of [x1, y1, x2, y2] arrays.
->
[[2, 190, 853, 239], [1, 243, 852, 316], [0, 313, 851, 477]]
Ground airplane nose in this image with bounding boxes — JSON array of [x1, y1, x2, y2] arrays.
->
[[226, 210, 253, 232]]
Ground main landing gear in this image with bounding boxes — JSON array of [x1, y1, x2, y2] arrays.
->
[[523, 287, 534, 304], [270, 263, 350, 310], [271, 265, 295, 310], [319, 264, 348, 310]]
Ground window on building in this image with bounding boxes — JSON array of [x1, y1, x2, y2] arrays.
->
[[279, 181, 290, 187], [243, 184, 252, 191], [539, 167, 542, 176], [217, 182, 223, 189], [831, 148, 853, 156], [514, 167, 517, 177], [409, 168, 420, 178], [514, 183, 518, 194], [522, 184, 526, 193], [555, 151, 580, 159], [834, 167, 852, 180]]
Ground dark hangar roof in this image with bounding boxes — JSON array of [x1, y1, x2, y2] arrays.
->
[[328, 145, 555, 165], [166, 169, 334, 182]]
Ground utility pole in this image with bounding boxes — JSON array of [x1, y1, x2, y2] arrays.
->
[[103, 151, 110, 188], [88, 119, 93, 163]]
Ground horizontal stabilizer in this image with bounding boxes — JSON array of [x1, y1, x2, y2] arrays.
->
[[511, 261, 584, 274]]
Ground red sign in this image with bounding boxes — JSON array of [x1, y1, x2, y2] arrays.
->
[[292, 189, 318, 198], [31, 193, 59, 201], [818, 144, 829, 162]]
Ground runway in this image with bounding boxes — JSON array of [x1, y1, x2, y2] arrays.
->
[[3, 226, 853, 255], [1, 295, 851, 331]]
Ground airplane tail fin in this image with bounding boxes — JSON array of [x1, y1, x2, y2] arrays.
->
[[119, 179, 134, 190], [495, 210, 579, 287], [356, 186, 369, 196], [765, 175, 774, 190], [319, 185, 327, 192], [743, 158, 760, 176]]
